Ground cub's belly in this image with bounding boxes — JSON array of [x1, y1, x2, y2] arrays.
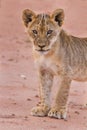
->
[[71, 73, 87, 82], [67, 66, 87, 82], [35, 56, 87, 81], [50, 64, 87, 81]]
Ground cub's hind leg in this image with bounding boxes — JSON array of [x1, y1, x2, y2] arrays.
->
[[31, 69, 53, 116], [48, 76, 71, 119]]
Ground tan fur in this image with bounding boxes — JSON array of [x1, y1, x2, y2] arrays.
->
[[22, 9, 87, 119]]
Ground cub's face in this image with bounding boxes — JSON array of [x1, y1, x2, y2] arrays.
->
[[22, 9, 64, 54]]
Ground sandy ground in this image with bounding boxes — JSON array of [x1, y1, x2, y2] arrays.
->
[[0, 0, 87, 130]]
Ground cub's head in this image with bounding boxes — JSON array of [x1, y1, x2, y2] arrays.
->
[[22, 9, 64, 54]]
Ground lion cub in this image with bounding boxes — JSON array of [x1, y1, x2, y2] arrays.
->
[[22, 9, 87, 119]]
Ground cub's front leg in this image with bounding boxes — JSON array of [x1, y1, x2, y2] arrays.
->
[[48, 77, 71, 119], [31, 69, 53, 116]]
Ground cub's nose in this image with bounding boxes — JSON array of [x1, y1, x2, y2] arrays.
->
[[38, 45, 45, 48]]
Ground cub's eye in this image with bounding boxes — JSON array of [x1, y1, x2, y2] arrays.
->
[[32, 30, 38, 35], [47, 30, 53, 35]]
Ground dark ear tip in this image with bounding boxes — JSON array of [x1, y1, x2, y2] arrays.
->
[[52, 9, 64, 26], [54, 9, 64, 16], [51, 9, 64, 21], [55, 9, 64, 12], [22, 9, 36, 27], [22, 9, 30, 15]]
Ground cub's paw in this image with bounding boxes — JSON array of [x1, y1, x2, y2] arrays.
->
[[31, 105, 50, 117], [48, 107, 67, 119]]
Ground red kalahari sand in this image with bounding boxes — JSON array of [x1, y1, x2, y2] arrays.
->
[[0, 0, 87, 130]]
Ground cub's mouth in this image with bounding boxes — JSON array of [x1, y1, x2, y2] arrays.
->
[[35, 49, 50, 52]]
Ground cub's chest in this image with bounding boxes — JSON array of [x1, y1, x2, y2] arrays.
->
[[35, 55, 61, 75]]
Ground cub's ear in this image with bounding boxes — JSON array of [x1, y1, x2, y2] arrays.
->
[[22, 9, 36, 27], [51, 9, 64, 26]]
